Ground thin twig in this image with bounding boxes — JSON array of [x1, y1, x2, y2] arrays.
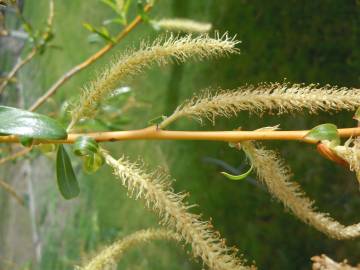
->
[[0, 2, 150, 165], [0, 0, 55, 94], [28, 4, 153, 112], [0, 126, 359, 144], [0, 178, 24, 206], [0, 48, 37, 94], [0, 147, 31, 165]]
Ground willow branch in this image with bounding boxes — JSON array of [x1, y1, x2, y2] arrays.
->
[[0, 126, 359, 144], [0, 48, 37, 94], [0, 147, 31, 165], [0, 0, 54, 95], [28, 4, 153, 112], [0, 178, 24, 206]]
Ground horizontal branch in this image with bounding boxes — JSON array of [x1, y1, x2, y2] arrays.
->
[[0, 126, 359, 144]]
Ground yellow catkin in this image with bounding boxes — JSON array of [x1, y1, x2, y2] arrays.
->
[[80, 229, 180, 270], [102, 150, 253, 270], [153, 18, 212, 33], [160, 83, 360, 127], [311, 254, 360, 270], [70, 33, 240, 129], [241, 141, 360, 240]]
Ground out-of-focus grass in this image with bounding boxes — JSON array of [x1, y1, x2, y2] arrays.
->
[[16, 0, 360, 269]]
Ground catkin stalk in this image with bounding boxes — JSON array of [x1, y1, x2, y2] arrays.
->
[[241, 141, 360, 239], [102, 150, 253, 270]]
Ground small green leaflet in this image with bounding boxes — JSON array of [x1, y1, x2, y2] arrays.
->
[[137, 0, 150, 23], [19, 136, 34, 147], [101, 0, 119, 13], [56, 145, 80, 199], [304, 123, 340, 145], [73, 136, 99, 156], [148, 115, 166, 125], [83, 153, 104, 174], [73, 136, 104, 174], [221, 165, 253, 181], [0, 106, 67, 140], [83, 23, 115, 43]]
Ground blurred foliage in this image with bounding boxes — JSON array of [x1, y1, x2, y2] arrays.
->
[[3, 0, 360, 269]]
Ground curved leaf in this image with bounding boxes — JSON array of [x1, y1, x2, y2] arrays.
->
[[19, 136, 34, 147], [83, 153, 105, 174], [304, 123, 340, 145], [56, 145, 80, 199], [0, 106, 67, 140], [73, 136, 99, 156], [221, 165, 253, 181]]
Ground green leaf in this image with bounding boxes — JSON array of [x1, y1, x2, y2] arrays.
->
[[87, 33, 104, 44], [101, 0, 120, 14], [221, 165, 253, 181], [73, 136, 99, 156], [83, 23, 115, 43], [83, 22, 96, 32], [148, 115, 166, 125], [83, 153, 104, 174], [19, 136, 33, 147], [38, 143, 56, 153], [123, 0, 133, 13], [56, 145, 80, 199], [304, 123, 340, 145], [137, 0, 150, 23], [0, 106, 67, 140], [73, 136, 104, 174], [103, 17, 126, 26]]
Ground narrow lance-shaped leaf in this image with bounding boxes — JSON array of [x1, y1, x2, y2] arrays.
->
[[56, 145, 80, 199], [0, 106, 67, 140], [221, 165, 253, 181]]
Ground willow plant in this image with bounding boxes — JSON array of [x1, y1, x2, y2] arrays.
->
[[1, 5, 360, 270]]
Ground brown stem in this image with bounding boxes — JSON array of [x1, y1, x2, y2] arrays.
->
[[0, 126, 359, 144], [0, 48, 37, 94], [0, 178, 25, 206], [0, 147, 31, 165], [0, 0, 55, 95], [28, 4, 153, 112]]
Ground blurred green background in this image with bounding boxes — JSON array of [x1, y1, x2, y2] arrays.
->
[[1, 0, 360, 269]]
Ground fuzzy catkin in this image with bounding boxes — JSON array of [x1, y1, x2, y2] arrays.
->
[[70, 33, 240, 128], [161, 83, 360, 127], [241, 141, 360, 240], [153, 18, 212, 33], [102, 151, 253, 270], [80, 229, 180, 270], [312, 254, 360, 270]]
